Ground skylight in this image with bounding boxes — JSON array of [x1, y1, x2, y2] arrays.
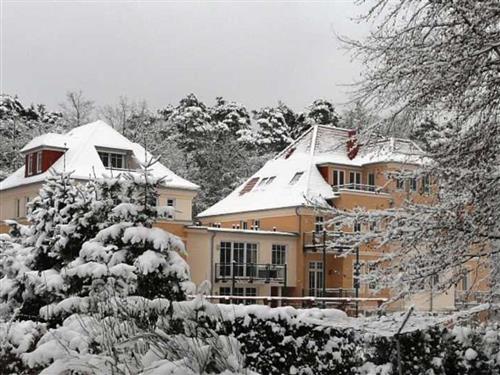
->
[[289, 172, 304, 185], [258, 177, 269, 186], [239, 177, 260, 195], [255, 176, 276, 191], [266, 176, 276, 185]]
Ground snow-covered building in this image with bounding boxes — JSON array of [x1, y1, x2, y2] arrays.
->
[[0, 121, 199, 239], [0, 122, 482, 312], [189, 125, 463, 311]]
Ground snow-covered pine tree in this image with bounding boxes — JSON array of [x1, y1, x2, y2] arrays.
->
[[303, 99, 339, 127], [253, 106, 293, 153], [278, 101, 310, 141], [210, 96, 251, 142], [1, 161, 193, 322], [328, 0, 500, 301], [63, 157, 193, 304], [168, 93, 213, 154]]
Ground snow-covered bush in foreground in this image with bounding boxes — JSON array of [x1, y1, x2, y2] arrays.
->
[[0, 166, 193, 323], [10, 294, 500, 375]]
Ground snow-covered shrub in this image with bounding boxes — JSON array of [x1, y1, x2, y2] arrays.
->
[[20, 294, 252, 374], [0, 163, 193, 324], [363, 323, 500, 375], [0, 319, 47, 374]]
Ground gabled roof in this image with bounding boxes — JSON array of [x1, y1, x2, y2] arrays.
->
[[0, 120, 199, 191], [197, 125, 425, 218]]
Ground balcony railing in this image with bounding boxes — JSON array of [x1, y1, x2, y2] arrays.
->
[[307, 288, 357, 298], [303, 231, 355, 252], [454, 290, 490, 307], [332, 183, 388, 194], [215, 263, 286, 284]]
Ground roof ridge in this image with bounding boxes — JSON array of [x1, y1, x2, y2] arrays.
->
[[273, 126, 315, 160], [304, 125, 319, 197]]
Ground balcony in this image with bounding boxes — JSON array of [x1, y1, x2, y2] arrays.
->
[[303, 231, 355, 252], [215, 263, 287, 284], [332, 183, 389, 194], [307, 288, 357, 298], [454, 290, 490, 308]]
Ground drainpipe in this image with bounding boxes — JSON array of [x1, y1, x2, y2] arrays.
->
[[295, 206, 303, 297], [210, 231, 216, 295]]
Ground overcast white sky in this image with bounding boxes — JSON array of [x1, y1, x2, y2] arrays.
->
[[0, 1, 369, 113]]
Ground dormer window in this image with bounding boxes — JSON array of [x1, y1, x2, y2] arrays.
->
[[36, 151, 42, 173], [98, 150, 127, 169], [27, 154, 33, 176], [24, 148, 64, 177], [289, 172, 304, 185]]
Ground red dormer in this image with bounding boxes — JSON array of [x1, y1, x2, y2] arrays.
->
[[24, 148, 65, 177], [20, 133, 68, 178]]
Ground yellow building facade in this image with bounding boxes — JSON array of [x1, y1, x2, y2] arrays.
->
[[0, 123, 486, 313]]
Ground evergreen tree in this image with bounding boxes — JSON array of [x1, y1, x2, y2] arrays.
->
[[278, 101, 310, 140], [304, 99, 339, 127], [253, 106, 292, 153], [209, 96, 251, 142], [168, 93, 212, 154], [1, 162, 193, 322]]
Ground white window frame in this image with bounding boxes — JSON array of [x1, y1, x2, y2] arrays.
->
[[308, 261, 324, 296], [368, 172, 375, 187], [396, 177, 405, 191], [422, 175, 431, 194], [367, 263, 377, 290], [166, 198, 175, 220], [410, 177, 418, 192], [332, 170, 345, 186], [315, 216, 324, 233], [24, 196, 30, 216], [272, 244, 287, 265], [349, 171, 361, 188], [253, 219, 260, 230], [97, 150, 127, 170], [36, 151, 42, 173], [461, 270, 470, 291], [354, 221, 361, 232], [27, 154, 33, 176]]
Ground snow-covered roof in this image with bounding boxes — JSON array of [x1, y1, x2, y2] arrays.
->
[[20, 133, 68, 152], [198, 125, 425, 218], [186, 226, 298, 237], [0, 120, 199, 191]]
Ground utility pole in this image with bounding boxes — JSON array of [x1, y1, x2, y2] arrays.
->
[[231, 260, 236, 304], [322, 230, 327, 307], [354, 245, 360, 317]]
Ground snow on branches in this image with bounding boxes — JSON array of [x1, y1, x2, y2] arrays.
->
[[0, 160, 193, 321], [331, 0, 500, 302]]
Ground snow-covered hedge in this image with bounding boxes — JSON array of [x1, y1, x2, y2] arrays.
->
[[1, 299, 500, 374]]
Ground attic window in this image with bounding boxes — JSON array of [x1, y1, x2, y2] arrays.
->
[[284, 147, 296, 159], [258, 177, 269, 186], [289, 172, 304, 185], [98, 151, 127, 169], [257, 176, 276, 190], [239, 177, 259, 195]]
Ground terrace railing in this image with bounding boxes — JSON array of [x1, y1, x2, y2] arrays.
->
[[303, 231, 356, 252], [332, 183, 388, 194], [215, 263, 286, 284]]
